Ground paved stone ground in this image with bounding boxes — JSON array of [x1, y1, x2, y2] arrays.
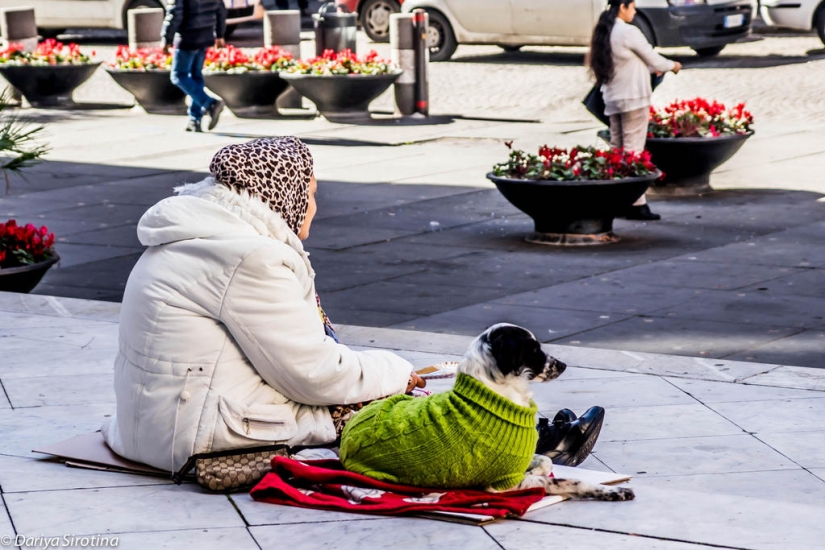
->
[[1, 31, 823, 368], [1, 292, 824, 550]]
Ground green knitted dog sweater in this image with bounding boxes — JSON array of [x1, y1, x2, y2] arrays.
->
[[339, 373, 538, 490]]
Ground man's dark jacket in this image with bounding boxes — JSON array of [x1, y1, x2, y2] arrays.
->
[[162, 0, 227, 50]]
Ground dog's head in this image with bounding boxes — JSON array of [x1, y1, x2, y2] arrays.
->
[[467, 323, 566, 383]]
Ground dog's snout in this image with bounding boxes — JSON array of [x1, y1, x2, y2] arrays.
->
[[552, 359, 567, 373]]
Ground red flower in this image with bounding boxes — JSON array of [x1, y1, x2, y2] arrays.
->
[[649, 98, 753, 138], [287, 48, 393, 75], [492, 144, 658, 181], [1, 39, 90, 64], [0, 219, 55, 268]]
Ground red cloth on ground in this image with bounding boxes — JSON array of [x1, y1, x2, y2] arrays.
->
[[250, 456, 545, 519]]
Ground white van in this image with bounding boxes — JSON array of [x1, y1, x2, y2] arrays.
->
[[398, 0, 757, 61], [0, 0, 262, 37]]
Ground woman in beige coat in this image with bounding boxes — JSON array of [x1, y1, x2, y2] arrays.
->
[[589, 0, 682, 220]]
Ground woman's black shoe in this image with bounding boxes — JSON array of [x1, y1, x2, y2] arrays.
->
[[535, 406, 606, 467], [625, 204, 661, 221]]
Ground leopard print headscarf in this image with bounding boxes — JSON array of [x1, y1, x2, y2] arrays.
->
[[209, 137, 314, 235]]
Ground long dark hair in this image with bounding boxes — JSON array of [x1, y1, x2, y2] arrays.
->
[[589, 0, 634, 85]]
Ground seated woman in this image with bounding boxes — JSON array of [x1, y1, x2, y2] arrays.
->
[[102, 137, 602, 473]]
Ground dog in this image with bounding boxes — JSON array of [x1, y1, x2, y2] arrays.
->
[[339, 323, 635, 501]]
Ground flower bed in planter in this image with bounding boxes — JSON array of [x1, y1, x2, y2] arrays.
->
[[0, 220, 58, 293], [105, 46, 185, 115], [487, 144, 661, 245], [645, 98, 754, 194], [202, 45, 294, 118], [0, 39, 100, 107], [280, 49, 401, 121]]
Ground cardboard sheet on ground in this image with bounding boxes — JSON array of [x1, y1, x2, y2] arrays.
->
[[32, 432, 169, 477]]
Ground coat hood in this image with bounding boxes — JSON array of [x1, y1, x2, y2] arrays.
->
[[138, 177, 312, 273]]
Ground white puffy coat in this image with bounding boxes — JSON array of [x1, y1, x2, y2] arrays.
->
[[102, 179, 413, 472]]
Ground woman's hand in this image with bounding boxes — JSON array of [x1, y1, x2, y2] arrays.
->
[[672, 61, 683, 74], [406, 372, 427, 394]]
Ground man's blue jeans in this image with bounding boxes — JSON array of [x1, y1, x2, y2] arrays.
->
[[170, 47, 214, 122]]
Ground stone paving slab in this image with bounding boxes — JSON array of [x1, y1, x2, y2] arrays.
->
[[629, 469, 825, 506], [394, 303, 635, 341], [743, 267, 825, 298], [0, 292, 823, 549], [6, 484, 246, 536], [523, 485, 825, 550], [552, 316, 803, 359], [98, 528, 262, 550]]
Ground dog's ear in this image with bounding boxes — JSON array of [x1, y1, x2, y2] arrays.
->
[[487, 325, 547, 378]]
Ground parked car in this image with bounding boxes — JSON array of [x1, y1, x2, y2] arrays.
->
[[760, 0, 825, 45], [0, 0, 262, 38], [382, 0, 755, 61]]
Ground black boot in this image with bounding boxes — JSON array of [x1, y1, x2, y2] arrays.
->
[[625, 204, 661, 221], [535, 406, 606, 467]]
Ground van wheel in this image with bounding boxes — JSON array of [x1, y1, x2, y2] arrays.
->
[[815, 5, 825, 45], [122, 0, 165, 28], [693, 45, 725, 57], [360, 0, 399, 43], [38, 28, 66, 39], [426, 10, 457, 62]]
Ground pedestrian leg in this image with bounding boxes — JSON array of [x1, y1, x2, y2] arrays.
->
[[621, 107, 660, 219], [608, 114, 624, 149], [171, 48, 215, 123], [620, 107, 649, 154]]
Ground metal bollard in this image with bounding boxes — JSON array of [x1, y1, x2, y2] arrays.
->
[[264, 10, 303, 110], [412, 9, 428, 116], [127, 8, 165, 50], [313, 2, 356, 56], [389, 10, 428, 117], [0, 7, 38, 104], [390, 14, 415, 116]]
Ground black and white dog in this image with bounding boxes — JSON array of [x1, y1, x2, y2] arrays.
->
[[466, 323, 634, 500], [342, 324, 634, 500]]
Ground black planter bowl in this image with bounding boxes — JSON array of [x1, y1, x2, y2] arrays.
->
[[486, 172, 660, 245], [106, 69, 186, 115], [203, 71, 290, 118], [0, 253, 59, 293], [0, 63, 101, 107], [597, 129, 752, 195], [280, 71, 402, 122], [646, 132, 752, 195]]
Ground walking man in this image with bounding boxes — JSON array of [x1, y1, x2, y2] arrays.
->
[[162, 0, 227, 133]]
